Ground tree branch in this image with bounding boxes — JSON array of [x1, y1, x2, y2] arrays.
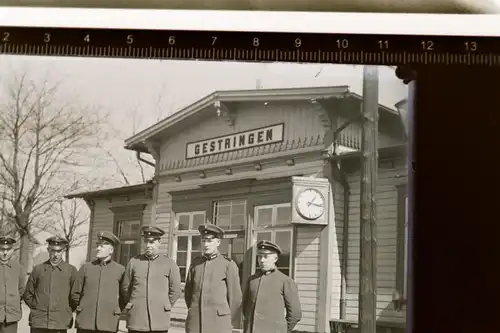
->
[[0, 69, 105, 249]]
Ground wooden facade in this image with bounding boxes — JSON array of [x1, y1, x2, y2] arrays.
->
[[66, 182, 155, 265], [72, 86, 408, 333]]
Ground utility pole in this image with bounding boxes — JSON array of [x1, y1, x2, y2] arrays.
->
[[358, 65, 379, 333]]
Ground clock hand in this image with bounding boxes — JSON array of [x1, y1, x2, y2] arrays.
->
[[309, 203, 324, 208]]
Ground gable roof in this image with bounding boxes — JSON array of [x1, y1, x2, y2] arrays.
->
[[124, 85, 399, 153]]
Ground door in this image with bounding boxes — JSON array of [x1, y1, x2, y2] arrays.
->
[[219, 231, 246, 287], [116, 219, 141, 266], [213, 199, 247, 331]]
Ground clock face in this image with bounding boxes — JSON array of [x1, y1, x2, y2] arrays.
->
[[296, 188, 325, 220]]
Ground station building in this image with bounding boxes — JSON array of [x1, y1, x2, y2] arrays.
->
[[67, 86, 408, 333]]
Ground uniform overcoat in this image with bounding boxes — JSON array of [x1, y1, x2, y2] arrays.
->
[[71, 259, 125, 332], [0, 259, 26, 324], [121, 254, 182, 332], [184, 253, 242, 333], [242, 269, 302, 333], [23, 260, 78, 330]]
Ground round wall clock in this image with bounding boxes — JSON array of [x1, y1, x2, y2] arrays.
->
[[296, 188, 325, 220]]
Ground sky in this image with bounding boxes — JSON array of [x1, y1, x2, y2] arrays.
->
[[0, 55, 408, 267]]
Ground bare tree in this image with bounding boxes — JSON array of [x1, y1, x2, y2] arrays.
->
[[0, 70, 105, 268], [99, 95, 165, 186], [46, 175, 92, 264], [79, 83, 174, 192], [56, 198, 88, 264]]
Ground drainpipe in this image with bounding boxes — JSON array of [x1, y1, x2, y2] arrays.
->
[[136, 151, 156, 167], [338, 160, 350, 320]]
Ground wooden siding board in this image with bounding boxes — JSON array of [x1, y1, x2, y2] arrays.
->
[[159, 103, 327, 168], [88, 199, 114, 260], [86, 194, 152, 262], [343, 159, 408, 324], [295, 226, 322, 331], [156, 182, 173, 253], [331, 179, 345, 320]]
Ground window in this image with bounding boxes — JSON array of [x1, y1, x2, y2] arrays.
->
[[252, 203, 294, 277], [213, 200, 247, 286], [116, 219, 141, 266], [213, 199, 246, 231], [110, 204, 146, 267], [171, 211, 205, 283], [395, 185, 409, 309]]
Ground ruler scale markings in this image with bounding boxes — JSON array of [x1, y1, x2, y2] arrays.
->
[[0, 27, 498, 66]]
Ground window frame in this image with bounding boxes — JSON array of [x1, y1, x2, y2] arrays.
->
[[252, 203, 294, 276], [394, 184, 409, 310], [212, 199, 247, 231], [110, 204, 146, 267], [115, 219, 142, 266], [171, 211, 206, 287]]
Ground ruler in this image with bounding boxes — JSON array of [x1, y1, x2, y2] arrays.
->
[[0, 26, 498, 66]]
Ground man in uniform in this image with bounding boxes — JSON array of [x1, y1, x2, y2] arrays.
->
[[24, 236, 78, 333], [242, 240, 302, 333], [121, 225, 181, 333], [0, 236, 26, 333], [184, 224, 242, 333], [71, 231, 125, 333]]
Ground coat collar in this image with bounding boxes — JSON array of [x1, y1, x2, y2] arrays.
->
[[203, 252, 219, 261], [93, 258, 113, 266], [43, 260, 64, 271], [0, 259, 12, 267], [145, 253, 159, 261], [259, 268, 277, 276]]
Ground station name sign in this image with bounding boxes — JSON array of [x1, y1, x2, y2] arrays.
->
[[186, 123, 285, 159]]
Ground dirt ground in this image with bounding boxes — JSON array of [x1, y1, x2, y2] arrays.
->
[[18, 304, 186, 333]]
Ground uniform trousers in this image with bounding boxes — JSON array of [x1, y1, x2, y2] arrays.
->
[[30, 329, 67, 333], [0, 322, 17, 333]]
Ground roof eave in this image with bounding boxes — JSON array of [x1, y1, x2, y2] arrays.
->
[[124, 144, 150, 154], [65, 182, 154, 200], [395, 98, 408, 109]]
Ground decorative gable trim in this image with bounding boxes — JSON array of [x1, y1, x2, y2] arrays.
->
[[159, 134, 324, 173]]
